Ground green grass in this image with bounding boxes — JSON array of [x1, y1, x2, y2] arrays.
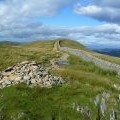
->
[[59, 39, 86, 50], [91, 51, 120, 65], [0, 40, 60, 70], [0, 40, 120, 119]]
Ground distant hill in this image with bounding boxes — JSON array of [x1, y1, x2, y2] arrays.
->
[[0, 41, 21, 46], [94, 48, 120, 57]]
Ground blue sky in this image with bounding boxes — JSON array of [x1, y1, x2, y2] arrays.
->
[[39, 5, 102, 27], [0, 0, 120, 48]]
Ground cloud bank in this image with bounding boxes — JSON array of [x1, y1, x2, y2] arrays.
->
[[0, 0, 120, 48], [1, 23, 120, 48], [0, 0, 75, 24], [74, 0, 120, 24]]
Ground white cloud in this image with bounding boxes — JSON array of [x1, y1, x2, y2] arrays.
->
[[1, 22, 120, 48], [74, 4, 102, 15], [0, 0, 120, 49], [93, 0, 120, 8], [74, 0, 120, 24], [0, 0, 75, 25]]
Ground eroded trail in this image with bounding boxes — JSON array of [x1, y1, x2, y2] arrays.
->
[[51, 41, 69, 69]]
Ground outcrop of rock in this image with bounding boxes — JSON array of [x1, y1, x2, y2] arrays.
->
[[0, 61, 64, 89]]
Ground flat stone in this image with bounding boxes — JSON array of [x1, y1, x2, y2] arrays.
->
[[4, 80, 11, 85], [45, 81, 52, 87], [23, 76, 31, 81], [2, 82, 7, 88], [5, 67, 13, 72], [20, 61, 29, 65], [30, 79, 36, 84], [15, 76, 22, 81]]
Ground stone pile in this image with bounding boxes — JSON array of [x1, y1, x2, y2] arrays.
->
[[0, 61, 64, 89]]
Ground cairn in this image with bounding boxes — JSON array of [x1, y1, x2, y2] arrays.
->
[[0, 61, 64, 89]]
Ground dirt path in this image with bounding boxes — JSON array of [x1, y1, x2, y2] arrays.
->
[[51, 41, 69, 70]]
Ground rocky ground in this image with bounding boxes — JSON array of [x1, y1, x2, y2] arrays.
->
[[0, 61, 64, 89]]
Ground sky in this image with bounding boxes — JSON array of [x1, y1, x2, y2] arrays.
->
[[0, 0, 120, 48]]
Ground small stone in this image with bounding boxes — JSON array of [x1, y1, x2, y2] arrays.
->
[[23, 76, 31, 81], [2, 82, 7, 88], [20, 61, 29, 65], [17, 112, 25, 119], [26, 80, 32, 85], [5, 66, 13, 72], [45, 81, 52, 88], [15, 76, 22, 81], [0, 80, 3, 84], [0, 73, 3, 79], [30, 61, 37, 65], [30, 79, 36, 84], [4, 80, 11, 85]]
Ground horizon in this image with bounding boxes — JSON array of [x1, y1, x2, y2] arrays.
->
[[0, 0, 120, 48]]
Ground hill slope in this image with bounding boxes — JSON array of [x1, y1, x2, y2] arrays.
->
[[0, 39, 120, 120], [0, 41, 20, 46]]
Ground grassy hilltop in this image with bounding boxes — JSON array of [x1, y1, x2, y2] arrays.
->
[[0, 40, 60, 70], [0, 39, 120, 120]]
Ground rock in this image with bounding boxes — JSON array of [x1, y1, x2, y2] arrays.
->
[[26, 80, 31, 85], [30, 79, 36, 84], [0, 73, 3, 79], [0, 80, 3, 84], [15, 76, 22, 81], [113, 84, 120, 91], [5, 66, 13, 72], [4, 80, 11, 85], [0, 61, 65, 89], [45, 81, 52, 88], [23, 75, 31, 81], [17, 112, 26, 119], [20, 61, 29, 65], [2, 82, 7, 88]]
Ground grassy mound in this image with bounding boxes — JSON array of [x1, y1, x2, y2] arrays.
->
[[0, 40, 60, 70], [0, 39, 120, 119]]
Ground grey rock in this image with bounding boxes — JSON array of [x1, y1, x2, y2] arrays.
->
[[2, 82, 7, 88], [20, 61, 29, 65], [17, 112, 25, 119], [0, 61, 65, 89], [0, 73, 3, 79], [15, 76, 22, 81], [4, 80, 11, 85], [5, 66, 13, 72], [30, 79, 36, 84], [23, 75, 31, 81]]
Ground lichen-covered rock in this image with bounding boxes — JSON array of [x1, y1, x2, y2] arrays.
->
[[0, 61, 65, 89]]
